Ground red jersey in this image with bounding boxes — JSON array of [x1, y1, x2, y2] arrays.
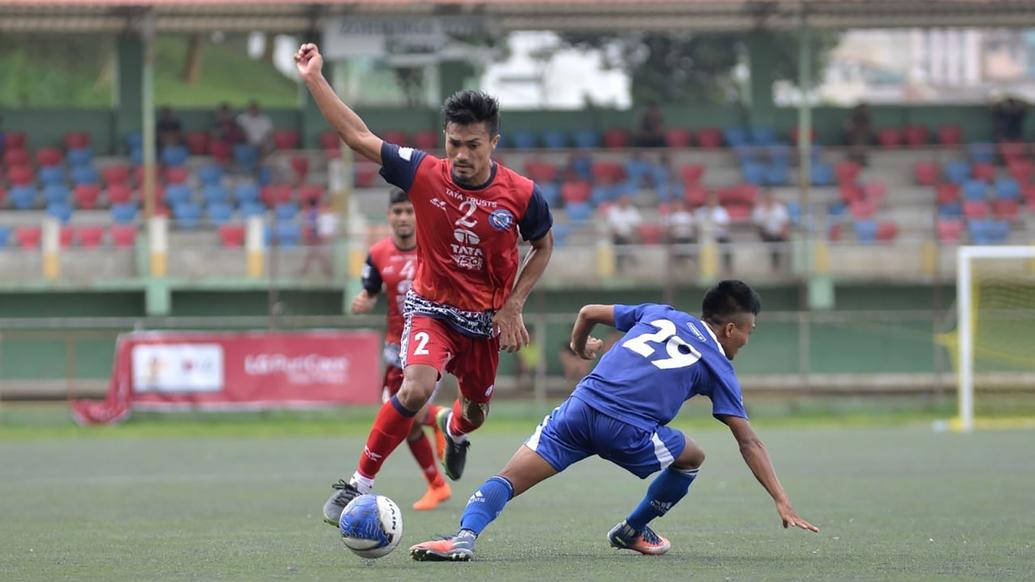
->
[[379, 143, 553, 313], [362, 237, 417, 345]]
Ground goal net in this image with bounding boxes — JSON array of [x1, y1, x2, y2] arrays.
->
[[954, 246, 1035, 431]]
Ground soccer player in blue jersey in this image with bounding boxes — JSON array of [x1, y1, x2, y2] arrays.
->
[[410, 280, 818, 561]]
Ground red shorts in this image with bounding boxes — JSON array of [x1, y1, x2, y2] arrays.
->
[[381, 365, 404, 402], [403, 315, 500, 404]]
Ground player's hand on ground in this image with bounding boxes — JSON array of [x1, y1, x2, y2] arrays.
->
[[350, 291, 377, 314], [777, 502, 819, 532], [575, 337, 603, 360], [493, 302, 528, 353], [294, 43, 323, 79]]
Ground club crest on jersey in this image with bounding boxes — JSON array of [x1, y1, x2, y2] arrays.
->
[[488, 208, 514, 231]]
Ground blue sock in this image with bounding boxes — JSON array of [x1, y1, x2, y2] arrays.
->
[[626, 466, 698, 532], [458, 475, 514, 537]]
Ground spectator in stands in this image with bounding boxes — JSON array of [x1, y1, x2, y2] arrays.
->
[[752, 190, 790, 271], [606, 195, 642, 272], [665, 198, 696, 264], [237, 100, 275, 154], [513, 328, 541, 392], [843, 103, 872, 165], [156, 107, 183, 148], [636, 100, 666, 148], [992, 95, 1027, 142], [212, 102, 244, 146], [300, 199, 337, 277], [695, 191, 732, 272]]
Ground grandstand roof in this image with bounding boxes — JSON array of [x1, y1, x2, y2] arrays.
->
[[2, 1, 1035, 33]]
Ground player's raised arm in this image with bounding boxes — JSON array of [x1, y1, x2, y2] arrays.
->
[[295, 43, 383, 164], [569, 304, 613, 360], [718, 415, 819, 532]]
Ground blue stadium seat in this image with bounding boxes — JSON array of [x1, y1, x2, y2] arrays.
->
[[944, 160, 970, 184], [111, 202, 139, 224], [240, 201, 267, 218], [624, 159, 651, 187], [765, 163, 789, 186], [256, 165, 273, 186], [130, 146, 143, 166], [233, 145, 259, 169], [0, 226, 9, 248], [125, 132, 143, 152], [201, 184, 230, 205], [827, 201, 847, 218], [570, 156, 592, 182], [274, 202, 299, 221], [539, 182, 561, 208], [198, 164, 224, 186], [165, 184, 193, 207], [741, 162, 767, 186], [724, 128, 749, 147], [510, 131, 538, 150], [962, 180, 987, 201], [10, 185, 37, 210], [542, 131, 568, 149], [994, 177, 1020, 200], [732, 145, 756, 163], [67, 148, 93, 166], [590, 185, 612, 205], [967, 143, 996, 164], [39, 166, 66, 186], [43, 184, 71, 205], [968, 219, 1010, 244], [71, 165, 100, 186], [787, 201, 801, 226], [854, 219, 878, 243], [207, 202, 234, 226], [751, 127, 777, 146], [551, 224, 570, 247], [572, 131, 600, 149], [768, 144, 793, 164], [938, 202, 963, 218], [172, 202, 202, 229], [269, 221, 301, 246], [810, 163, 835, 186], [161, 145, 189, 167], [566, 201, 593, 224], [234, 183, 260, 205], [46, 202, 74, 223]]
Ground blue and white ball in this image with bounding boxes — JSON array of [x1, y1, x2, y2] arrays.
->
[[339, 494, 403, 559]]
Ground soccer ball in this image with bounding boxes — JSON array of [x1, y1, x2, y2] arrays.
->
[[339, 494, 403, 559]]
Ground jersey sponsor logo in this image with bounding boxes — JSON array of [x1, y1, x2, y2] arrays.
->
[[453, 228, 480, 245], [398, 147, 414, 161], [686, 322, 707, 343], [488, 208, 514, 231], [430, 197, 448, 211]]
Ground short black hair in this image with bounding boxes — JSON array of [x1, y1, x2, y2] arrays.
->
[[701, 280, 761, 324], [442, 90, 500, 136], [388, 188, 409, 206]]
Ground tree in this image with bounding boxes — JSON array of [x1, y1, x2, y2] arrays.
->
[[561, 30, 840, 106]]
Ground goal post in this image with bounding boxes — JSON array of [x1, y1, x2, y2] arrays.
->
[[955, 245, 1035, 432]]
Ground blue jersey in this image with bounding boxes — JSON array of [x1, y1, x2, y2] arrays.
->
[[571, 303, 747, 431]]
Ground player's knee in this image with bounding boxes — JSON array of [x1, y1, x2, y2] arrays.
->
[[674, 441, 705, 470], [397, 372, 436, 411], [461, 398, 489, 428]]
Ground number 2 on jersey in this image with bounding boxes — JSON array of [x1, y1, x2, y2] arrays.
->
[[622, 319, 702, 369], [412, 331, 431, 355]]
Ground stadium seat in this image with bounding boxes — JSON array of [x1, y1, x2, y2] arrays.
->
[[828, 223, 843, 241], [968, 143, 996, 164], [849, 199, 876, 219], [233, 183, 260, 206], [0, 226, 9, 249], [854, 219, 879, 243], [602, 129, 630, 149], [201, 184, 230, 205], [591, 162, 624, 184], [638, 223, 664, 245], [240, 201, 267, 218], [413, 130, 439, 150], [765, 164, 789, 186], [165, 184, 193, 207], [106, 184, 134, 205], [10, 185, 37, 210], [936, 183, 960, 205], [35, 147, 63, 167], [43, 184, 71, 205], [572, 130, 600, 149], [269, 221, 301, 246], [172, 202, 203, 229], [539, 183, 561, 207], [76, 226, 105, 248], [160, 145, 189, 167], [835, 160, 861, 184], [679, 164, 705, 185], [683, 185, 708, 208], [726, 203, 753, 223], [877, 128, 902, 148], [695, 128, 723, 148], [5, 130, 27, 150], [382, 131, 408, 146], [15, 226, 42, 249], [125, 132, 143, 151], [944, 160, 970, 184], [7, 165, 35, 186], [998, 141, 1027, 163], [67, 148, 93, 167], [209, 140, 233, 163], [110, 225, 138, 248], [111, 203, 139, 224], [723, 128, 749, 147], [1007, 159, 1033, 183], [218, 224, 246, 247], [938, 202, 963, 219], [903, 125, 928, 147], [39, 166, 66, 186], [232, 144, 258, 169], [971, 163, 996, 182], [1022, 184, 1035, 205], [542, 131, 568, 149], [47, 202, 74, 223], [274, 202, 299, 221], [273, 130, 300, 150], [355, 162, 380, 187], [810, 163, 834, 186], [994, 177, 1021, 200], [185, 131, 210, 155], [876, 222, 899, 241], [3, 147, 30, 166], [962, 180, 987, 201], [741, 162, 766, 186], [0, 185, 5, 206], [298, 185, 325, 205], [623, 159, 651, 188], [913, 161, 940, 186], [197, 164, 224, 187], [751, 127, 777, 146], [963, 200, 990, 219], [790, 127, 817, 145], [164, 166, 190, 185], [260, 185, 293, 207], [289, 156, 310, 183], [207, 202, 234, 226], [992, 199, 1020, 221], [318, 131, 341, 153], [863, 181, 887, 205], [101, 164, 131, 187], [561, 181, 591, 204], [665, 129, 693, 148], [937, 125, 963, 146], [525, 160, 559, 184], [72, 165, 100, 186], [58, 226, 74, 248], [937, 219, 964, 242], [565, 201, 592, 224], [968, 219, 1010, 244]]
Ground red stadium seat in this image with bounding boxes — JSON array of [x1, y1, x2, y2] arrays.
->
[[3, 148, 30, 166], [1022, 184, 1035, 204], [319, 131, 341, 152], [637, 223, 664, 245], [35, 147, 64, 167], [101, 164, 131, 187], [164, 166, 189, 185], [963, 200, 990, 219], [524, 160, 559, 184], [1007, 160, 1033, 184], [273, 130, 300, 150], [849, 199, 876, 219], [73, 184, 101, 209], [218, 224, 246, 247], [993, 199, 1020, 221], [0, 186, 5, 205], [413, 130, 439, 150], [110, 225, 138, 248], [602, 128, 630, 149], [903, 125, 928, 147], [7, 165, 35, 186], [695, 128, 723, 148], [382, 131, 409, 146], [683, 185, 708, 207], [76, 226, 106, 248], [835, 160, 861, 184], [560, 181, 591, 204], [863, 181, 887, 205], [913, 161, 940, 186], [184, 131, 210, 155], [679, 164, 705, 185], [938, 125, 963, 146], [355, 162, 380, 188], [4, 131, 27, 150], [298, 184, 325, 204], [725, 203, 753, 223], [998, 141, 1027, 163], [209, 140, 232, 163], [828, 223, 843, 241], [260, 185, 293, 207], [591, 162, 624, 184], [107, 184, 134, 205], [59, 226, 74, 248], [290, 156, 310, 183], [877, 128, 903, 148], [972, 163, 997, 182], [839, 183, 864, 204], [15, 226, 41, 249], [876, 222, 898, 241], [937, 219, 963, 242], [665, 129, 693, 148], [63, 132, 91, 149], [936, 183, 960, 205]]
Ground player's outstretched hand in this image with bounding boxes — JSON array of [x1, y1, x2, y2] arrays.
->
[[350, 291, 377, 314], [777, 502, 819, 532], [576, 337, 603, 360], [294, 43, 323, 79], [493, 302, 528, 353]]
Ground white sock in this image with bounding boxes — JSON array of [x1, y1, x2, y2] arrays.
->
[[350, 472, 375, 495], [445, 412, 468, 443]]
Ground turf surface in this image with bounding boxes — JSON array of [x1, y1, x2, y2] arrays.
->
[[1, 409, 1032, 581]]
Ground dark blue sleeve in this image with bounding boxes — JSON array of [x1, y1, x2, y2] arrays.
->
[[518, 184, 554, 242], [361, 254, 382, 295], [379, 142, 427, 191], [710, 371, 748, 419], [613, 303, 661, 333]]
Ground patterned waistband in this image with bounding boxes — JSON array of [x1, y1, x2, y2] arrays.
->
[[403, 290, 496, 338]]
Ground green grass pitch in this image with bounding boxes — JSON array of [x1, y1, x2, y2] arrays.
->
[[1, 408, 1032, 581]]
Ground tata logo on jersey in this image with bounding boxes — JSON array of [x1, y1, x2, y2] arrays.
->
[[488, 209, 514, 231], [453, 228, 480, 245]]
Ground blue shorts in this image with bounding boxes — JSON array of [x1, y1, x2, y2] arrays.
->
[[524, 396, 686, 479]]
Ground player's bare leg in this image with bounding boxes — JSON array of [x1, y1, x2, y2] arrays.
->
[[411, 445, 557, 561]]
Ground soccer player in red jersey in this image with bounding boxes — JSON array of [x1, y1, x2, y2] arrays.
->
[[295, 43, 555, 526], [353, 188, 451, 511]]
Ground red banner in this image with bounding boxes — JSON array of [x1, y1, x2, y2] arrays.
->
[[73, 330, 381, 424]]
